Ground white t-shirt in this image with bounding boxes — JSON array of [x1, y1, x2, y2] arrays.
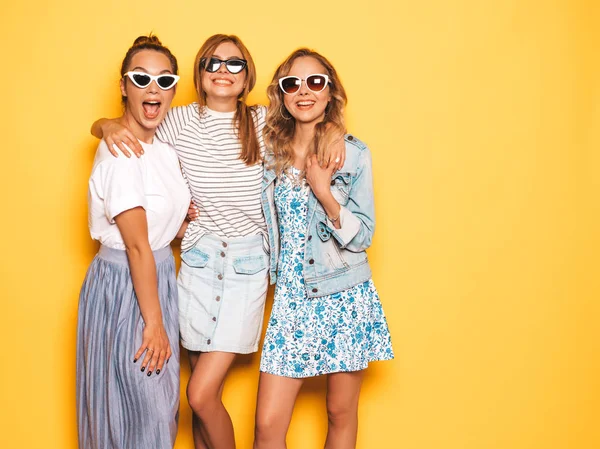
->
[[88, 138, 191, 251], [156, 103, 268, 252]]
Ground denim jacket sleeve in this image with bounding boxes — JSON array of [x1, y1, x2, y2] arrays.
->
[[320, 141, 375, 252]]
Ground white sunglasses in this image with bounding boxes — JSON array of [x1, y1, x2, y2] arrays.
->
[[124, 71, 180, 90], [278, 74, 330, 95]]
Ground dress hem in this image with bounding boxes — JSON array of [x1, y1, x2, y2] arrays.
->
[[259, 354, 394, 379]]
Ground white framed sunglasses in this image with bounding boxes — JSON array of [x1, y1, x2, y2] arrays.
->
[[124, 71, 180, 90], [278, 74, 330, 95]]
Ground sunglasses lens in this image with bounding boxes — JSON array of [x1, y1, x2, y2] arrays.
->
[[226, 60, 246, 74], [157, 75, 177, 89], [307, 75, 327, 92], [206, 58, 222, 73], [131, 73, 151, 87], [281, 77, 300, 94]]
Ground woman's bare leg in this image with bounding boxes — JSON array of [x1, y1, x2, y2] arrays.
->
[[187, 351, 238, 449], [324, 371, 365, 449], [253, 372, 304, 449]]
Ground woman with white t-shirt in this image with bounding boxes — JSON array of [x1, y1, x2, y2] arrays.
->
[[77, 35, 190, 449], [91, 34, 345, 449]]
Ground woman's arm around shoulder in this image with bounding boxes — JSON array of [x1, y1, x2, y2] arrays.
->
[[91, 116, 143, 158]]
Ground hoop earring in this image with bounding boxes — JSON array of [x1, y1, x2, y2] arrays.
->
[[280, 104, 292, 120]]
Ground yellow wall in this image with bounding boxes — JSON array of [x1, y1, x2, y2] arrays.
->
[[1, 1, 598, 448]]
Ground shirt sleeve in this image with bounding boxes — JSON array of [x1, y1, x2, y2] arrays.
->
[[156, 104, 194, 147], [90, 153, 147, 223]]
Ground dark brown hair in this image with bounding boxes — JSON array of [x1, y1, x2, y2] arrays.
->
[[120, 34, 178, 104], [193, 34, 261, 166]]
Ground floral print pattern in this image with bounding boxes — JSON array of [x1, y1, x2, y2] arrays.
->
[[260, 169, 394, 378]]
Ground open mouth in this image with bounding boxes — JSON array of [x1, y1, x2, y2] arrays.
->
[[142, 101, 161, 119]]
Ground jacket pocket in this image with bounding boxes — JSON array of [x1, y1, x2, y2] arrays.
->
[[330, 173, 351, 205], [233, 254, 268, 275], [181, 247, 210, 268]]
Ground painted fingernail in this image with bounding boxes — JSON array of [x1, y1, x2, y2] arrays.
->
[[141, 367, 145, 372], [147, 371, 152, 377], [167, 358, 170, 364], [133, 358, 138, 363], [156, 369, 160, 375]]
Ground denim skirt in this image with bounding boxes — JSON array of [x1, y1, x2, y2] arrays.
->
[[178, 234, 269, 353], [76, 245, 180, 449]]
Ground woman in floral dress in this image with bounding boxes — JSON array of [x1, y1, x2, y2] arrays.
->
[[255, 48, 394, 449]]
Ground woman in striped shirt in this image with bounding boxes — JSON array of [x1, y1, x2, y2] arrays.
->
[[92, 35, 344, 449]]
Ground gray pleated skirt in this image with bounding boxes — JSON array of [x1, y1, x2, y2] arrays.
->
[[76, 245, 180, 449]]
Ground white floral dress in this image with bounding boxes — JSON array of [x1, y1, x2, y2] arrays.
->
[[260, 169, 394, 378]]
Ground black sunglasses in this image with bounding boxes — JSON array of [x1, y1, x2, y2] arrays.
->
[[200, 57, 247, 74]]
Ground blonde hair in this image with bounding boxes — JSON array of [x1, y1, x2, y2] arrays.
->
[[264, 48, 347, 176], [193, 34, 261, 166]]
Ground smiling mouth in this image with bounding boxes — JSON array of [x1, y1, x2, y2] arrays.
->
[[296, 100, 315, 108], [142, 101, 161, 119], [213, 79, 234, 86]]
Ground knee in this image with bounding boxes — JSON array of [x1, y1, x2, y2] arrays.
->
[[254, 411, 283, 444], [326, 400, 357, 427], [186, 383, 219, 418]]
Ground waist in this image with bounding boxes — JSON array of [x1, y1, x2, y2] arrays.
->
[[193, 233, 265, 252], [98, 244, 173, 265]]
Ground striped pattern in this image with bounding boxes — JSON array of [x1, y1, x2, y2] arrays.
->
[[76, 245, 180, 449], [156, 103, 268, 253]]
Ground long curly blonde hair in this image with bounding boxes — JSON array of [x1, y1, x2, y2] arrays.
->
[[264, 49, 347, 175]]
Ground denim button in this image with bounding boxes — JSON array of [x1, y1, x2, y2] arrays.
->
[[330, 180, 335, 186], [207, 339, 211, 344], [216, 296, 221, 302], [312, 288, 318, 293], [212, 317, 216, 322], [218, 274, 223, 280], [309, 259, 314, 264], [220, 251, 225, 257], [347, 135, 354, 141], [308, 235, 312, 241], [222, 242, 228, 248]]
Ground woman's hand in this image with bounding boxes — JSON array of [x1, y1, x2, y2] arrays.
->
[[93, 118, 144, 158], [187, 201, 199, 221], [306, 154, 336, 200], [134, 321, 171, 376], [306, 154, 342, 229], [328, 133, 346, 171], [321, 125, 346, 171]]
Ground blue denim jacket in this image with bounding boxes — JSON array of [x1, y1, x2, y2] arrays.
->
[[261, 134, 375, 298]]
